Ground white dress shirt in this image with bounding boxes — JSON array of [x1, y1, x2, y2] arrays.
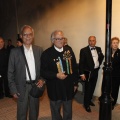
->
[[54, 46, 63, 52], [89, 46, 99, 69], [23, 45, 36, 81]]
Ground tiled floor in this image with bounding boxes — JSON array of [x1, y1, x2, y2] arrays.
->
[[0, 90, 120, 120]]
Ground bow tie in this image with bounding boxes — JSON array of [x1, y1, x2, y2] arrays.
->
[[91, 47, 96, 50]]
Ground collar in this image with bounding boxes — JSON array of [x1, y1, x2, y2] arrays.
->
[[89, 46, 96, 50], [23, 44, 32, 52], [54, 46, 63, 52]]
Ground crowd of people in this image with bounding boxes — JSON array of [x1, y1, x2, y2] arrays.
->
[[0, 25, 120, 120]]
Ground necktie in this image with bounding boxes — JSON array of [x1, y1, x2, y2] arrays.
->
[[91, 47, 96, 50]]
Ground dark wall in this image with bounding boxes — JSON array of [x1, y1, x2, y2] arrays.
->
[[0, 0, 16, 37], [0, 0, 67, 42]]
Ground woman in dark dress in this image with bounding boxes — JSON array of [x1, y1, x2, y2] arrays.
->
[[111, 37, 120, 110]]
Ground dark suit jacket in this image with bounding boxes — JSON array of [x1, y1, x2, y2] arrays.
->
[[79, 45, 104, 75], [8, 45, 43, 101], [0, 48, 8, 75]]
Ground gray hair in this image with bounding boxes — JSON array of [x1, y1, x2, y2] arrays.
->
[[50, 30, 64, 41], [20, 25, 34, 36]]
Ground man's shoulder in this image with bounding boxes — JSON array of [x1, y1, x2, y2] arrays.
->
[[32, 45, 43, 53], [42, 47, 54, 57], [95, 46, 101, 49], [9, 47, 22, 57], [32, 45, 42, 49], [0, 48, 7, 52], [95, 46, 102, 51], [81, 46, 89, 51], [44, 46, 53, 53], [11, 47, 20, 52]]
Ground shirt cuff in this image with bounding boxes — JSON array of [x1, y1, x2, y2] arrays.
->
[[80, 74, 85, 76]]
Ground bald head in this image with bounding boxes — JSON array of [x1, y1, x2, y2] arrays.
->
[[88, 36, 96, 47]]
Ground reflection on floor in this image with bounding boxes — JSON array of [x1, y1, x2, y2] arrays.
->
[[0, 90, 120, 120]]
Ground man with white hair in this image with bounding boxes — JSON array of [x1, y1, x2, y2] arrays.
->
[[41, 30, 78, 120], [8, 25, 45, 120]]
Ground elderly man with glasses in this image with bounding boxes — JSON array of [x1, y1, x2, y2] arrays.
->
[[8, 25, 45, 120], [41, 30, 78, 120]]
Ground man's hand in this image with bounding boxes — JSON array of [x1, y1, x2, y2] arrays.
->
[[80, 75, 86, 81], [36, 80, 45, 88], [13, 93, 20, 99], [74, 86, 78, 92], [56, 72, 67, 80]]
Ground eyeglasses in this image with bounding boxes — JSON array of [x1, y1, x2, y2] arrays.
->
[[23, 33, 33, 38], [53, 38, 65, 41]]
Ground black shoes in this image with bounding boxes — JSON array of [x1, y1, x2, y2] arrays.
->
[[90, 101, 95, 106], [84, 101, 95, 112], [84, 106, 91, 112]]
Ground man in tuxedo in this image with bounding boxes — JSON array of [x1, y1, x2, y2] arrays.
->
[[8, 25, 45, 120], [79, 36, 104, 112]]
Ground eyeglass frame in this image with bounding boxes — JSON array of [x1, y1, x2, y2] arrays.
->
[[22, 33, 33, 38], [53, 37, 65, 41]]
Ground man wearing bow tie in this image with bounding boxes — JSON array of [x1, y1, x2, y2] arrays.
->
[[79, 36, 104, 112]]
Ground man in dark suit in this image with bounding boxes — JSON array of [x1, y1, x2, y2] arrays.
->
[[8, 25, 45, 120], [0, 37, 11, 99], [79, 36, 104, 112]]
